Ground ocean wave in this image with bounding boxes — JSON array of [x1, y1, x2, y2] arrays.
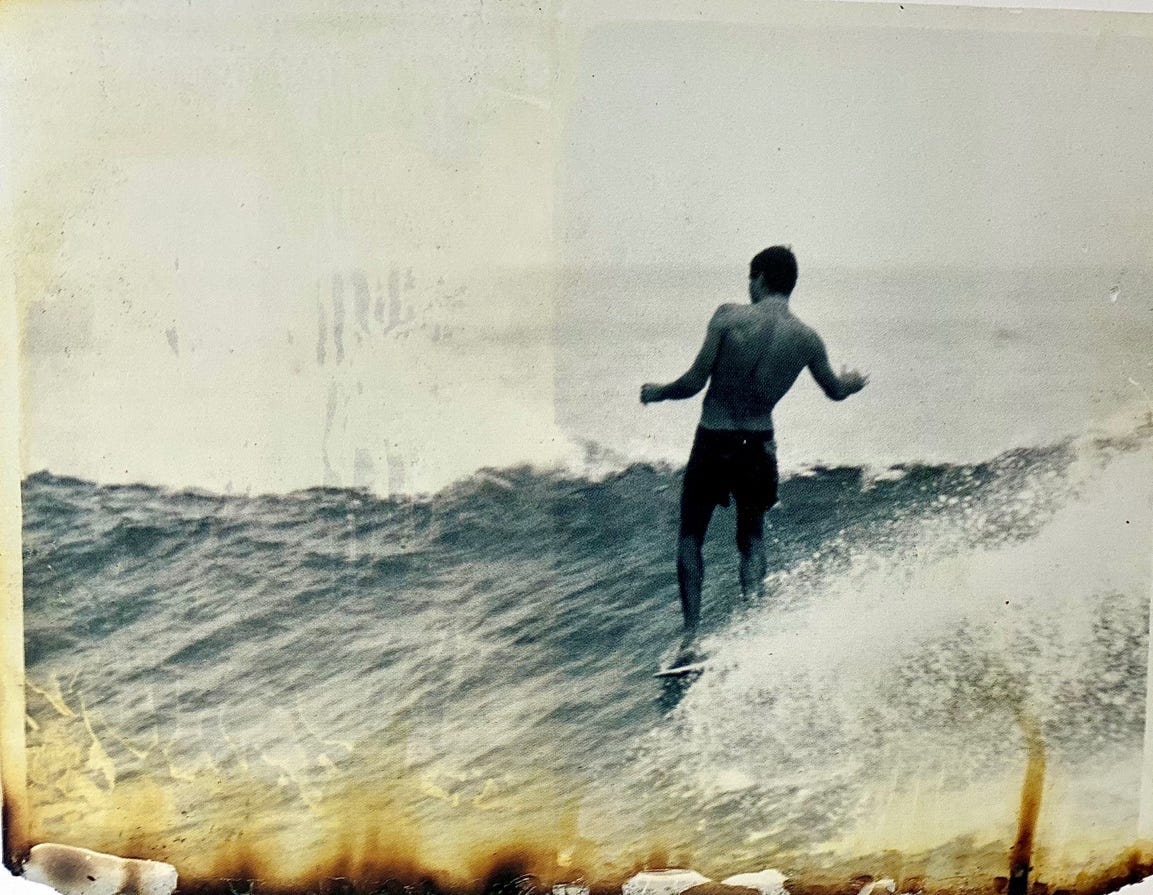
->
[[18, 427, 1153, 878]]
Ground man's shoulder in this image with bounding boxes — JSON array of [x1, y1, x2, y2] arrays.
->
[[707, 303, 743, 328], [710, 302, 749, 322], [792, 316, 819, 339], [782, 315, 822, 354]]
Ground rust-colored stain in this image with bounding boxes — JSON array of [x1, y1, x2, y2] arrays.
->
[[163, 847, 1153, 895], [170, 842, 568, 895], [8, 667, 1146, 894], [1009, 716, 1046, 895], [7, 723, 1150, 895], [2, 783, 16, 867]]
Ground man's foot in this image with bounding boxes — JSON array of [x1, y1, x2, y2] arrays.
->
[[739, 583, 766, 603], [674, 631, 702, 668]]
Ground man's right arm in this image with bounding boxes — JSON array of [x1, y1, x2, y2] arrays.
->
[[807, 331, 867, 401], [641, 306, 729, 404]]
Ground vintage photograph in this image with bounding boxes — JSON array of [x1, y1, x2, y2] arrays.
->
[[2, 2, 1152, 895]]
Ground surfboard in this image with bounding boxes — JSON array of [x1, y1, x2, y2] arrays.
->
[[654, 661, 706, 679]]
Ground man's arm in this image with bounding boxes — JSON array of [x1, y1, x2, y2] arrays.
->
[[807, 331, 868, 401], [641, 307, 728, 404]]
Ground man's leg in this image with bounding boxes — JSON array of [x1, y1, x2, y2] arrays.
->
[[736, 504, 766, 600], [677, 500, 714, 635]]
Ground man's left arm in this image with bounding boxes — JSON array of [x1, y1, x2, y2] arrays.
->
[[641, 307, 727, 404]]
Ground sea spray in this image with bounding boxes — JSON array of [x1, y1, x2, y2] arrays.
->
[[624, 446, 1151, 877]]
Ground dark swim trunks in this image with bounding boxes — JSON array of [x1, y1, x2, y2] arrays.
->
[[681, 426, 779, 521]]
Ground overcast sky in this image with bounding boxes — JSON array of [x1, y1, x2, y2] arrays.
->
[[4, 0, 1152, 491], [559, 11, 1153, 270]]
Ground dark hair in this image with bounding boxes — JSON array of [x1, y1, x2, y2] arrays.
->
[[749, 246, 798, 296]]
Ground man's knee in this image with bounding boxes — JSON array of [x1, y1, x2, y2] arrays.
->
[[737, 534, 763, 556], [678, 532, 703, 558], [736, 511, 765, 552], [679, 502, 713, 542]]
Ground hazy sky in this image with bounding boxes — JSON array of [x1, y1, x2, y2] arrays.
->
[[4, 0, 1152, 492], [4, 0, 566, 492], [558, 9, 1153, 270]]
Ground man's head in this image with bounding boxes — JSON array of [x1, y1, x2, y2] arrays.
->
[[749, 246, 798, 301]]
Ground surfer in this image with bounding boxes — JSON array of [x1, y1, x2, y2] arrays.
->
[[641, 246, 867, 642]]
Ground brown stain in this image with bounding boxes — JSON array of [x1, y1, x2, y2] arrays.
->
[[177, 840, 275, 895], [297, 836, 436, 895], [15, 706, 1153, 895], [1, 784, 13, 868], [178, 841, 562, 895], [1073, 848, 1153, 895], [201, 838, 272, 888], [682, 884, 760, 895], [2, 780, 30, 870], [31, 846, 98, 890], [1009, 716, 1047, 895], [122, 858, 144, 895], [642, 849, 669, 872], [18, 757, 1153, 895], [469, 847, 551, 894], [0, 449, 29, 874], [4, 833, 1148, 895]]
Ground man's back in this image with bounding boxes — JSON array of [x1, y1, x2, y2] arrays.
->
[[640, 245, 866, 635], [700, 300, 816, 432]]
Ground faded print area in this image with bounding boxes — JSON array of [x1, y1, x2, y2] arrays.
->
[[6, 1, 1153, 891]]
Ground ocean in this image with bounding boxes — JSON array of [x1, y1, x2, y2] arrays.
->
[[18, 265, 1153, 888]]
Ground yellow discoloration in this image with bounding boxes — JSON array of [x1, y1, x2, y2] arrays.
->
[[0, 162, 29, 863]]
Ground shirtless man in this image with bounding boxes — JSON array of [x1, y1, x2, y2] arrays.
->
[[641, 246, 867, 638]]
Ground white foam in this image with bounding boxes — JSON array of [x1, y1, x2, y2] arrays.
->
[[635, 442, 1153, 865], [622, 870, 712, 895], [721, 869, 789, 895], [0, 865, 60, 895], [1105, 877, 1153, 895]]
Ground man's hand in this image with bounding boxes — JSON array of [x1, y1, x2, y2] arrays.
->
[[839, 367, 868, 396], [808, 335, 868, 402], [640, 383, 664, 404]]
